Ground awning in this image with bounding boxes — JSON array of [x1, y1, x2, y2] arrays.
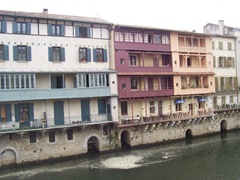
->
[[174, 99, 185, 104], [198, 97, 207, 102]]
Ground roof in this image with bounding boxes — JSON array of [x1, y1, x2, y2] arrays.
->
[[0, 9, 111, 25], [115, 24, 212, 37]]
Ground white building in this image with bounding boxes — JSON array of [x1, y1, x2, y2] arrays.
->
[[0, 9, 118, 138], [204, 20, 239, 108]]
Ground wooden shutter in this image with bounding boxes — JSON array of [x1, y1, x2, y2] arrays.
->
[[26, 23, 31, 34], [47, 24, 52, 35], [75, 26, 80, 37], [93, 49, 97, 62], [13, 46, 18, 61], [60, 47, 65, 61], [1, 20, 7, 33], [48, 47, 53, 61], [87, 48, 91, 62], [6, 104, 12, 122], [12, 22, 17, 33], [14, 104, 20, 122], [28, 103, 34, 121], [60, 25, 65, 36], [27, 46, 31, 61], [3, 45, 9, 61], [215, 77, 219, 92], [103, 49, 108, 62]]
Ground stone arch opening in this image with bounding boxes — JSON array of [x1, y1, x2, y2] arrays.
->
[[185, 129, 193, 139], [1, 149, 17, 167], [87, 136, 100, 154], [121, 130, 131, 150], [220, 120, 227, 132]]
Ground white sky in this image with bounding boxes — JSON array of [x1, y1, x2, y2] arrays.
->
[[0, 0, 239, 33]]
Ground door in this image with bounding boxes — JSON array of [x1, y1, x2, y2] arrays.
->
[[81, 100, 90, 122], [188, 103, 193, 116], [148, 77, 154, 90], [54, 101, 64, 125], [158, 101, 163, 117]]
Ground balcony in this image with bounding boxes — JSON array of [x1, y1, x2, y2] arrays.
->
[[178, 46, 206, 53], [0, 114, 115, 134], [119, 89, 174, 99], [0, 87, 111, 102], [176, 86, 213, 95]]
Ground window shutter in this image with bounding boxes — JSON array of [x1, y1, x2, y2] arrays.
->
[[87, 48, 91, 62], [48, 47, 53, 61], [14, 104, 20, 122], [61, 47, 65, 61], [103, 49, 108, 62], [213, 56, 215, 68], [226, 77, 229, 91], [13, 46, 18, 61], [215, 77, 219, 92], [12, 22, 17, 33], [2, 20, 7, 33], [3, 45, 9, 61], [93, 49, 97, 62], [224, 57, 227, 68], [27, 46, 32, 61], [234, 77, 238, 90], [98, 99, 106, 114], [28, 103, 34, 120], [232, 57, 235, 68], [86, 27, 91, 37], [47, 24, 52, 35], [26, 23, 31, 34], [6, 104, 12, 122], [60, 25, 65, 36], [75, 26, 80, 37], [0, 105, 1, 121]]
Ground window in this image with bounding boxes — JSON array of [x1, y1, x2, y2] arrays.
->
[[49, 47, 65, 62], [0, 104, 12, 122], [129, 55, 137, 66], [12, 22, 31, 34], [124, 32, 133, 42], [75, 26, 92, 38], [13, 46, 31, 61], [0, 74, 35, 90], [98, 99, 106, 114], [49, 131, 55, 143], [77, 74, 108, 88], [120, 58, 125, 65], [0, 44, 10, 61], [228, 42, 232, 50], [219, 42, 223, 50], [230, 96, 234, 103], [93, 48, 107, 62], [29, 131, 36, 143], [175, 104, 182, 111], [122, 83, 126, 90], [153, 35, 161, 44], [162, 35, 170, 44], [79, 48, 91, 62], [48, 24, 64, 36], [121, 101, 128, 115], [186, 38, 192, 46], [212, 41, 215, 49], [15, 103, 33, 123], [150, 101, 155, 113], [131, 78, 138, 90], [115, 32, 124, 41], [134, 33, 143, 43], [0, 20, 7, 33], [20, 103, 29, 121], [67, 129, 73, 140], [219, 57, 224, 68]]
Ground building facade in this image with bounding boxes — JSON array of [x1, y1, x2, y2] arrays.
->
[[0, 10, 118, 166]]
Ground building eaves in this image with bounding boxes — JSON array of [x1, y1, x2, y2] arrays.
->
[[0, 9, 112, 25]]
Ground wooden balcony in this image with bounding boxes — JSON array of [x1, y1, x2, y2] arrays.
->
[[119, 89, 174, 99]]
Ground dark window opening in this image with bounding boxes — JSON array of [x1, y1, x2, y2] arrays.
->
[[29, 131, 37, 143], [49, 131, 55, 143], [67, 129, 73, 140]]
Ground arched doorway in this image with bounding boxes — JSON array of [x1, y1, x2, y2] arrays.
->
[[1, 149, 16, 167], [121, 131, 131, 150], [87, 136, 100, 154], [185, 129, 193, 139], [220, 120, 227, 132]]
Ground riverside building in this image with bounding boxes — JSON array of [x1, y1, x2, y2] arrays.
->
[[0, 9, 118, 166]]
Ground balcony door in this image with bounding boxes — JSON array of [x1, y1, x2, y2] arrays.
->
[[158, 101, 163, 117], [81, 100, 90, 122], [54, 101, 64, 125], [148, 77, 154, 90]]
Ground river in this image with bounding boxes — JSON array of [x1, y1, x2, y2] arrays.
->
[[0, 131, 240, 180]]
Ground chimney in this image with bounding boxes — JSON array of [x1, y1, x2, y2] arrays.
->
[[42, 9, 48, 14], [219, 20, 224, 35]]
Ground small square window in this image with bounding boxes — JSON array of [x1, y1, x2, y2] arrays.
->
[[120, 58, 125, 65], [122, 83, 126, 90]]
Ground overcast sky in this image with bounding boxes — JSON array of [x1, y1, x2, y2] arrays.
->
[[0, 0, 239, 33]]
